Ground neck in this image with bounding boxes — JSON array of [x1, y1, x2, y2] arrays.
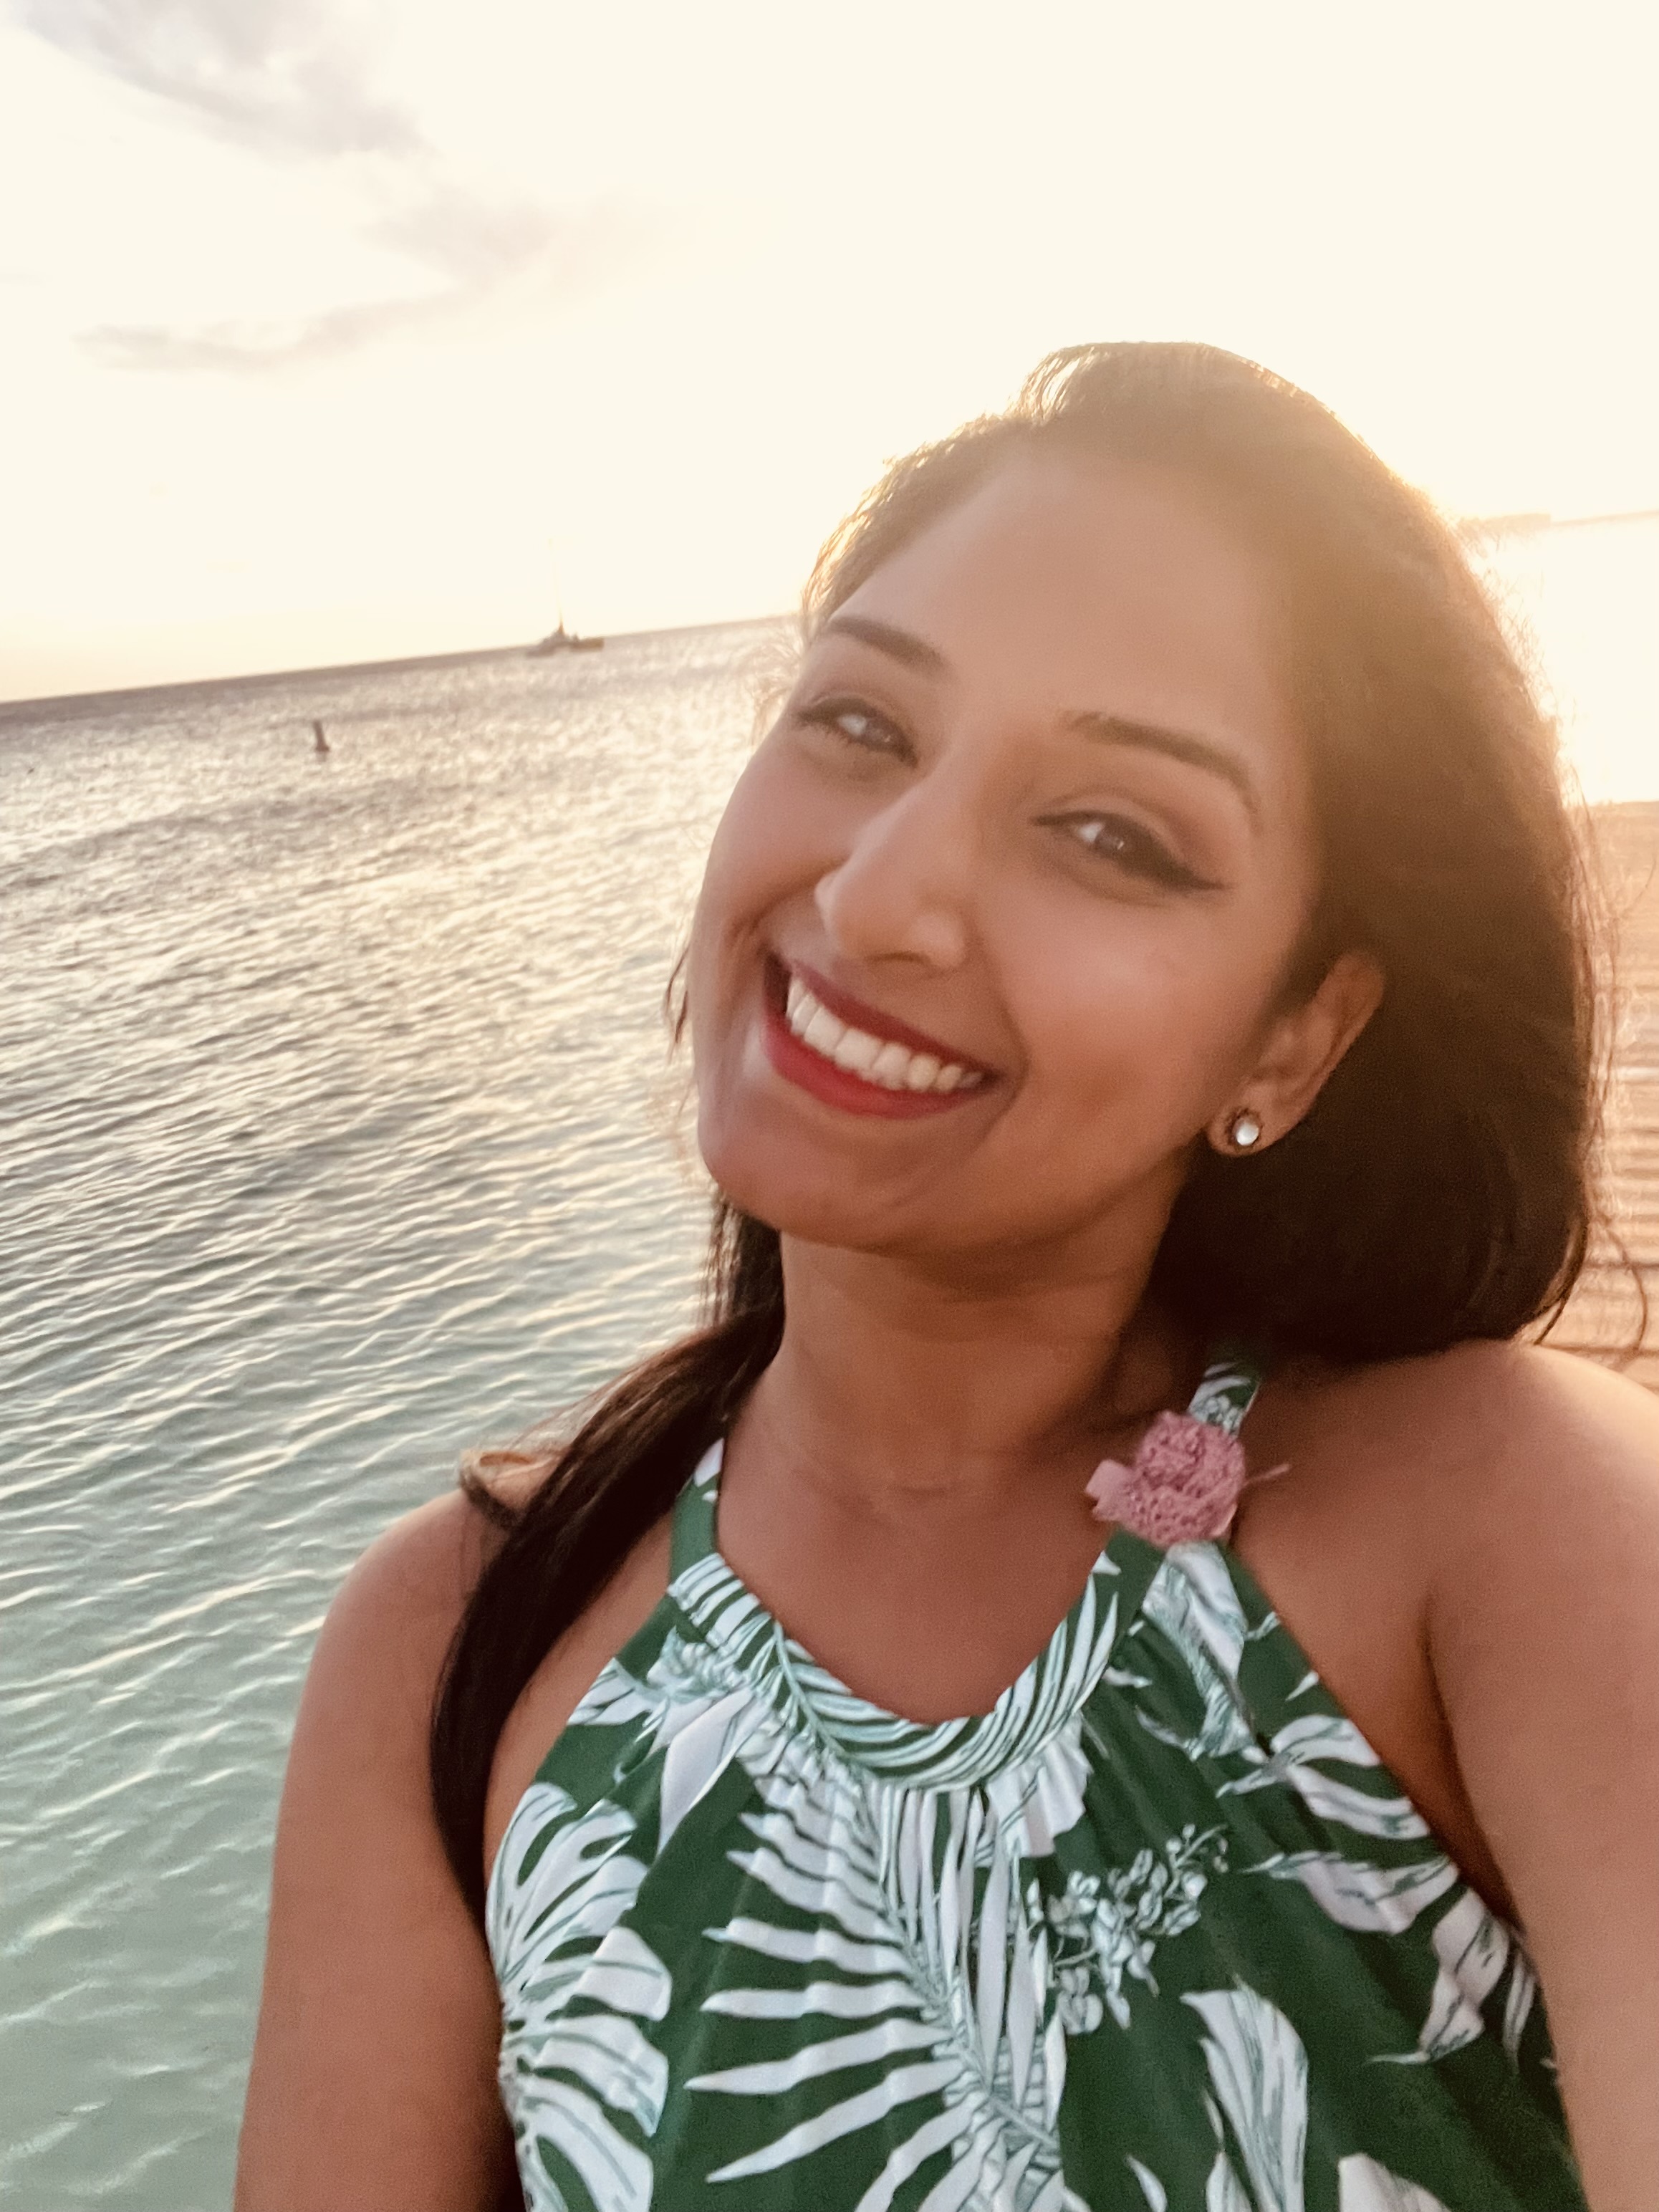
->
[[735, 1204, 1196, 1520]]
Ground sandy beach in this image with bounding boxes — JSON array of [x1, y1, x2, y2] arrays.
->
[[1557, 802, 1659, 1384]]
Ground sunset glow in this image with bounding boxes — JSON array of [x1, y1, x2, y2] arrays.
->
[[1, 0, 1655, 701]]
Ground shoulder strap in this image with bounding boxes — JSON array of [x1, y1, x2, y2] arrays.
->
[[670, 1440, 724, 1579], [1186, 1345, 1264, 1437]]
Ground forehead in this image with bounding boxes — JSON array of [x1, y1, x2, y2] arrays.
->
[[830, 453, 1299, 782]]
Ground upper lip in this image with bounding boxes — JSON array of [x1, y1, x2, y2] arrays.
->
[[779, 957, 999, 1075]]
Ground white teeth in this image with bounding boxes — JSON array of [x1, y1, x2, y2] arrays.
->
[[832, 1027, 882, 1075], [782, 975, 984, 1097]]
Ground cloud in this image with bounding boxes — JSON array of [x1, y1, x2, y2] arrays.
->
[[80, 191, 656, 372], [19, 0, 665, 368], [18, 0, 419, 156], [373, 191, 578, 288]]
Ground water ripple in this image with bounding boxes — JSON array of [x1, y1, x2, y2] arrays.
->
[[7, 617, 1651, 2204], [0, 625, 774, 2206]]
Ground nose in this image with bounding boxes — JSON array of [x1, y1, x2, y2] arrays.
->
[[812, 776, 976, 971]]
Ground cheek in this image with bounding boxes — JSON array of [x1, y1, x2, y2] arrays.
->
[[683, 833, 748, 1097], [688, 754, 780, 974], [686, 747, 819, 1064], [1006, 899, 1288, 1142]]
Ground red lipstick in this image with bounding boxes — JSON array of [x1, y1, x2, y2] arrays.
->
[[760, 956, 996, 1120], [787, 961, 998, 1074]]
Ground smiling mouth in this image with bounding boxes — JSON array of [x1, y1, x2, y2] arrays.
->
[[761, 955, 994, 1115], [784, 970, 988, 1094]]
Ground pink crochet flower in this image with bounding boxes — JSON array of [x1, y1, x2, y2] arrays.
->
[[1085, 1410, 1248, 1547]]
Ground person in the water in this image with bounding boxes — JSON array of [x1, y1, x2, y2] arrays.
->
[[239, 345, 1659, 2212], [312, 720, 330, 756]]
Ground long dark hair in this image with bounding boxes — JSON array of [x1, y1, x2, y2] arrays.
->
[[431, 341, 1607, 1922]]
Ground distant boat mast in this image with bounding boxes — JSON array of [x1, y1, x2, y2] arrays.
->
[[529, 539, 605, 655]]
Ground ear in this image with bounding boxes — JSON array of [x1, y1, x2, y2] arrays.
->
[[1209, 950, 1385, 1155]]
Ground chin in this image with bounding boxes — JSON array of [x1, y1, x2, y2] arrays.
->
[[698, 1107, 856, 1246], [705, 1091, 957, 1261]]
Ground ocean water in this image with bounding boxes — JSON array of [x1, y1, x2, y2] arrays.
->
[[1, 520, 1655, 2208], [1, 623, 768, 2204]]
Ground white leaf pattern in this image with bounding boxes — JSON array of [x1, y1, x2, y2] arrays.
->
[[1416, 1891, 1511, 2059], [691, 1754, 1079, 2208], [1136, 1547, 1258, 1759], [1338, 2153, 1456, 2211], [1207, 2151, 1256, 2212], [1127, 2154, 1170, 2208], [566, 1666, 660, 1733], [655, 1686, 769, 1846], [521, 2081, 658, 2212], [703, 2060, 963, 2180], [1045, 1827, 1228, 2033], [1221, 1714, 1430, 1842], [1250, 1851, 1460, 1933], [487, 1373, 1572, 2211], [1186, 1986, 1309, 2212], [1372, 1889, 1533, 2067], [1271, 1770, 1431, 1842], [1501, 1950, 1539, 2060], [489, 1783, 673, 2212]]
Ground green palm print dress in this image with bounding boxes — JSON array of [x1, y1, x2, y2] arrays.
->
[[485, 1356, 1586, 2211]]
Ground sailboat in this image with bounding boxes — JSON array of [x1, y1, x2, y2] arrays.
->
[[528, 568, 604, 655], [528, 545, 605, 655], [528, 619, 603, 656]]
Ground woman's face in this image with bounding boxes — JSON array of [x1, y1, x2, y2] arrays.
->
[[688, 452, 1332, 1273]]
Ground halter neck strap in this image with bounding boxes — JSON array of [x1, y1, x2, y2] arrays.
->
[[670, 1344, 1264, 1578], [1185, 1345, 1265, 1438]]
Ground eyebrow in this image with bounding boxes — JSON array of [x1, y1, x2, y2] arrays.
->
[[1064, 711, 1261, 827], [819, 610, 1261, 827], [819, 611, 948, 674]]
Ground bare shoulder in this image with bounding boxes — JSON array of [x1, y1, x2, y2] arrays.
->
[[315, 1478, 512, 1707], [1374, 1337, 1659, 1711], [1252, 1336, 1659, 1544], [1249, 1337, 1659, 1678], [1235, 1338, 1659, 1941], [318, 1462, 675, 1891], [235, 1479, 523, 2212], [1299, 1346, 1659, 2212]]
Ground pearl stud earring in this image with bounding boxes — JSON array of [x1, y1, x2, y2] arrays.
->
[[1225, 1107, 1263, 1151]]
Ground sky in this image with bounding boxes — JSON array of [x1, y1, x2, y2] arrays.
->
[[1, 0, 1655, 701]]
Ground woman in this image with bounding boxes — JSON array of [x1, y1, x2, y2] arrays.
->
[[236, 345, 1659, 2211]]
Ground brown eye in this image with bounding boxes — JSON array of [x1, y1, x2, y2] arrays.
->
[[1045, 811, 1222, 893], [833, 709, 880, 745], [796, 696, 910, 759]]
